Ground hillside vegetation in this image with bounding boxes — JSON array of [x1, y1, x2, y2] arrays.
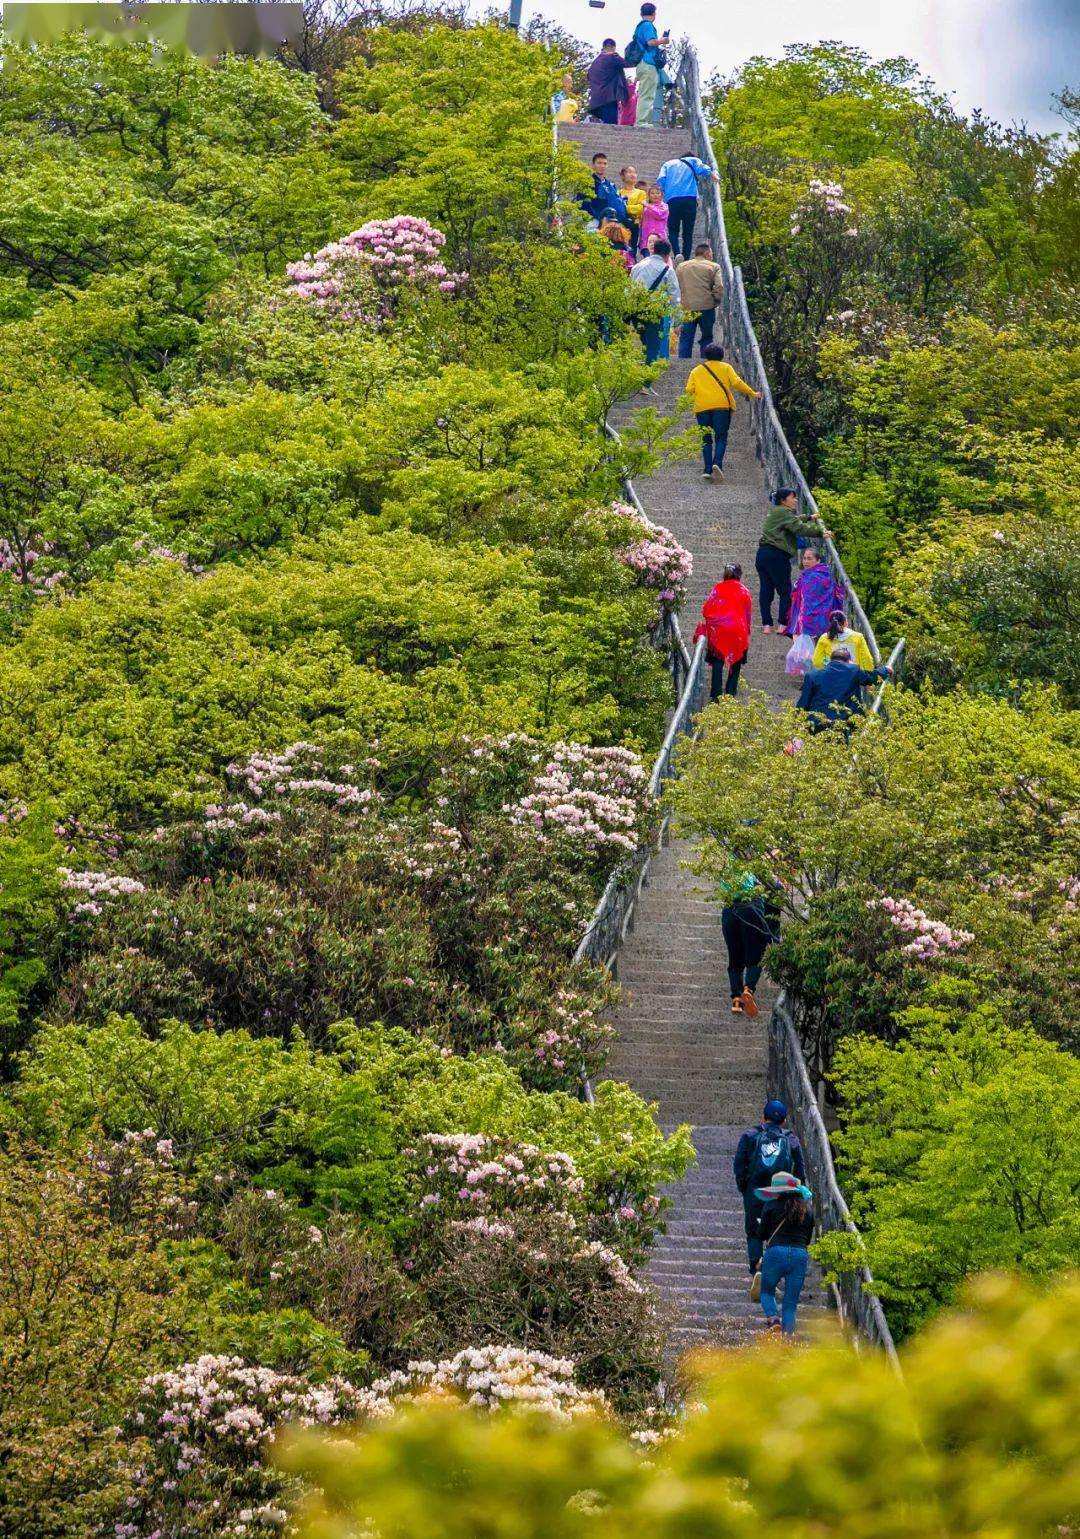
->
[[0, 22, 696, 1536]]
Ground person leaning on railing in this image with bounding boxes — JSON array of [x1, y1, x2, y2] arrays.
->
[[755, 488, 832, 635]]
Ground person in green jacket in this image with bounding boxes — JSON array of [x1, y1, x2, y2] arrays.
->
[[754, 488, 833, 634]]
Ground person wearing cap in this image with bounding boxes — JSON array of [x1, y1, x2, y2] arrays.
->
[[754, 1171, 815, 1334], [733, 1101, 805, 1279]]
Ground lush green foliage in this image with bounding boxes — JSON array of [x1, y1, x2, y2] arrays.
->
[[675, 688, 1079, 1315], [710, 43, 1080, 674], [282, 1275, 1080, 1539], [0, 19, 698, 1537], [831, 1000, 1080, 1334]]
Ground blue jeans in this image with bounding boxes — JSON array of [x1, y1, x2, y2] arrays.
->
[[761, 1244, 808, 1334], [696, 408, 731, 472], [679, 307, 716, 357]]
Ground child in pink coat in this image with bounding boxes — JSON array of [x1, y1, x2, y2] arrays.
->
[[638, 184, 669, 256]]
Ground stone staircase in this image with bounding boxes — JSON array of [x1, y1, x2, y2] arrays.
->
[[560, 122, 828, 1348]]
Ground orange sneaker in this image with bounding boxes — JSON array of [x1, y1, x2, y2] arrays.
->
[[731, 996, 744, 1014], [740, 988, 760, 1018]]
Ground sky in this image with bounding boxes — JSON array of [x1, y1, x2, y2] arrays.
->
[[508, 0, 1080, 134]]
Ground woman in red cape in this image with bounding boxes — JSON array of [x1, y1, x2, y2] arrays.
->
[[694, 562, 753, 700]]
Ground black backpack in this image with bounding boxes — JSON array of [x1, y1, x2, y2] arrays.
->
[[748, 1124, 793, 1189]]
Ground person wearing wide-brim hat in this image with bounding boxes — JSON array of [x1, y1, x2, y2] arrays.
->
[[754, 1170, 812, 1203], [734, 1101, 805, 1282], [754, 1171, 815, 1335]]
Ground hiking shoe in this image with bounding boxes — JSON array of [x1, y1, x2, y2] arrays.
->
[[702, 471, 713, 479], [749, 1269, 762, 1302], [711, 465, 724, 481], [740, 988, 760, 1018], [762, 624, 773, 634], [731, 996, 744, 1015]]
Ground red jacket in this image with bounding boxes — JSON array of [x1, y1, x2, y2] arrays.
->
[[694, 579, 752, 664]]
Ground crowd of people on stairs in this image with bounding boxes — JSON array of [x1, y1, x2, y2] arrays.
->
[[560, 23, 898, 1342], [555, 4, 675, 128]]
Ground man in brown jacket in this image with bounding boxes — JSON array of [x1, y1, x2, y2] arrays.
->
[[677, 241, 724, 358]]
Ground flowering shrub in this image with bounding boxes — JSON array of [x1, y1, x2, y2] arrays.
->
[[0, 537, 62, 590], [285, 217, 466, 325], [870, 896, 974, 960], [612, 502, 693, 610], [508, 985, 614, 1089], [226, 742, 381, 813], [791, 177, 857, 237], [119, 1355, 392, 1539], [59, 866, 145, 920], [371, 1345, 605, 1419], [415, 1133, 586, 1219], [503, 743, 651, 857]]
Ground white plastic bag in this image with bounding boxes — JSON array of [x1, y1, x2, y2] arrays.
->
[[784, 633, 815, 677]]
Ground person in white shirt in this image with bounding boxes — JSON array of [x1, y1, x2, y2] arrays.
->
[[630, 237, 680, 371]]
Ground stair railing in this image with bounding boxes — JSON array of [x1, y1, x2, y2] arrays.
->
[[673, 47, 894, 666], [670, 45, 901, 1363], [769, 995, 901, 1369]]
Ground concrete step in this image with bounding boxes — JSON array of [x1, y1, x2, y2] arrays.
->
[[562, 126, 838, 1358]]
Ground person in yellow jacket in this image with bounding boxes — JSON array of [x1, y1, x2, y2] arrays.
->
[[812, 610, 875, 671], [685, 342, 761, 481], [619, 165, 647, 248]]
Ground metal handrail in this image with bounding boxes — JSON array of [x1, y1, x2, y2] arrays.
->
[[673, 48, 899, 669], [672, 47, 901, 1358], [768, 994, 901, 1370]]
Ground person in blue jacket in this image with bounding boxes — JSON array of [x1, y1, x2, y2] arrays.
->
[[579, 151, 628, 225], [733, 1100, 805, 1283], [656, 153, 720, 259], [796, 646, 893, 734], [628, 4, 669, 129]]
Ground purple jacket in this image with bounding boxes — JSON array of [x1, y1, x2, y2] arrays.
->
[[587, 52, 629, 109], [786, 564, 846, 640]]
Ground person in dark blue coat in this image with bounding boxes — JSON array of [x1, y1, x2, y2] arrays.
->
[[733, 1100, 805, 1282], [579, 151, 628, 224], [796, 645, 892, 734]]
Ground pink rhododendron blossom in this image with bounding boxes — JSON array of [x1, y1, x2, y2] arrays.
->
[[503, 743, 650, 854], [870, 896, 974, 960], [285, 216, 467, 326]]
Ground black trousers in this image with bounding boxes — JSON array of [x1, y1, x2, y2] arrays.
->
[[755, 543, 793, 628], [721, 900, 774, 998], [709, 651, 746, 700], [667, 195, 698, 260], [591, 101, 619, 124]]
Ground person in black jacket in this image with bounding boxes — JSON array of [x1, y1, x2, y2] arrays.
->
[[796, 646, 892, 735], [754, 1171, 815, 1334], [733, 1100, 804, 1276]]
